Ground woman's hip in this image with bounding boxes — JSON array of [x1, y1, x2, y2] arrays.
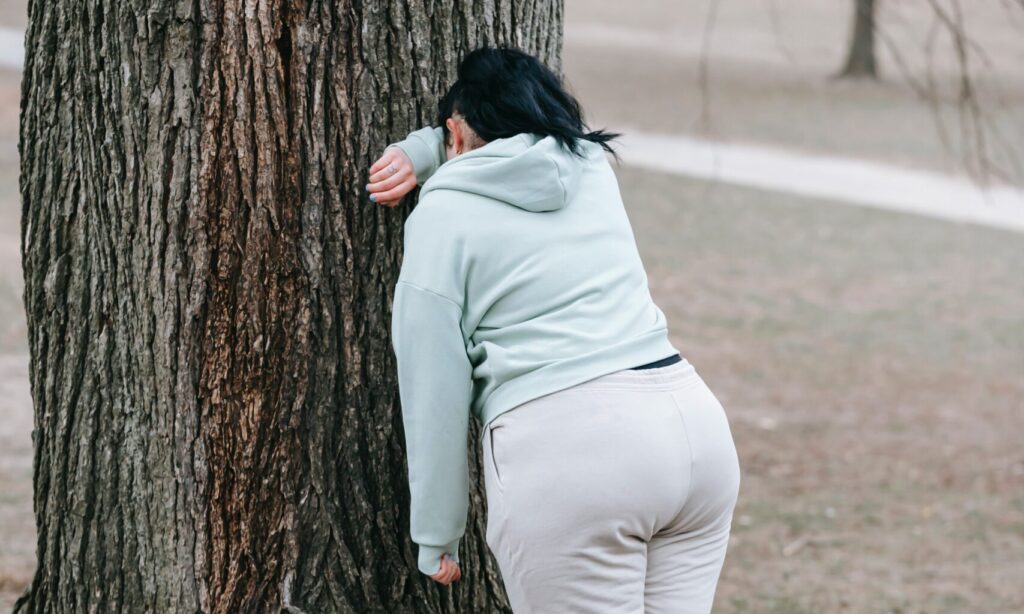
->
[[482, 361, 739, 540]]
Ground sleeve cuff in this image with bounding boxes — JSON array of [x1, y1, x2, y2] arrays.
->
[[417, 537, 462, 576], [387, 126, 445, 185]]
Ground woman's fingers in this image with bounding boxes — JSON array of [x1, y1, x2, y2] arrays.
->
[[368, 147, 412, 185], [430, 555, 450, 584], [430, 554, 461, 585], [371, 176, 417, 207], [367, 147, 416, 206], [367, 166, 409, 195], [440, 555, 456, 584], [446, 555, 462, 584], [369, 146, 402, 174], [439, 561, 453, 585]]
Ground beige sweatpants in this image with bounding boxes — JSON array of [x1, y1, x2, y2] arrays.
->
[[482, 357, 741, 614]]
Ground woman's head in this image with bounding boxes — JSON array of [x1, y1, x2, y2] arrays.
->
[[437, 45, 621, 162]]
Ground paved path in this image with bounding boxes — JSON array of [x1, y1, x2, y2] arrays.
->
[[616, 128, 1024, 233], [0, 27, 22, 71]]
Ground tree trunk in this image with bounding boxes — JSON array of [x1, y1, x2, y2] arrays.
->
[[839, 0, 878, 78], [14, 0, 563, 612]]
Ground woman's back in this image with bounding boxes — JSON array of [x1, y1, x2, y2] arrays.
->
[[393, 127, 679, 432]]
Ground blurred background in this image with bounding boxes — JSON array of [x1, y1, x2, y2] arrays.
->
[[1, 1, 1022, 611]]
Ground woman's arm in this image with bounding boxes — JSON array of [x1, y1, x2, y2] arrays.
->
[[390, 200, 472, 580], [391, 280, 471, 578], [366, 126, 446, 207], [386, 125, 446, 185]]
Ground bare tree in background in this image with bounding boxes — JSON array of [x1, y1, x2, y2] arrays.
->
[[839, 0, 879, 78], [833, 0, 1020, 182], [873, 0, 1024, 183], [720, 0, 1023, 183], [14, 0, 564, 612]]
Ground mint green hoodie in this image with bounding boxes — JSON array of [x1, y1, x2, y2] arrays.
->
[[387, 125, 679, 576]]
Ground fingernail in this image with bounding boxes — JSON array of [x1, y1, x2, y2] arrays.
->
[[369, 194, 377, 201], [365, 183, 370, 190]]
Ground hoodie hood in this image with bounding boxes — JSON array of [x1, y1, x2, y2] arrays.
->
[[418, 132, 593, 212]]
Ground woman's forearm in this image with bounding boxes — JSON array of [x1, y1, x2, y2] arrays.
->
[[386, 125, 446, 185]]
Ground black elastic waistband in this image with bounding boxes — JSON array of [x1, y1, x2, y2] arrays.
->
[[629, 353, 682, 370]]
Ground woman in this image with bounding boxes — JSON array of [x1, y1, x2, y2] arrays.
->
[[367, 45, 741, 614]]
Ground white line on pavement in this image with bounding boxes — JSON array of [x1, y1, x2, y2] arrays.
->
[[615, 129, 1024, 233], [0, 27, 23, 71]]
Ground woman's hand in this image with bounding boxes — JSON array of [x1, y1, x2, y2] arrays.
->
[[430, 553, 461, 585], [367, 146, 418, 207]]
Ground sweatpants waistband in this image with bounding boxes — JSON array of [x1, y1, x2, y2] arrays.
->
[[573, 355, 699, 391], [630, 352, 683, 370]]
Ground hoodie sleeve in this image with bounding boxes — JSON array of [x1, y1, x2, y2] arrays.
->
[[390, 203, 473, 576], [386, 125, 446, 185]]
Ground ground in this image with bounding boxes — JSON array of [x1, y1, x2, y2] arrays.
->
[[2, 1, 1023, 612]]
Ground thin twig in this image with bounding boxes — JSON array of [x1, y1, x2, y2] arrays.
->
[[696, 0, 721, 137], [762, 0, 798, 64]]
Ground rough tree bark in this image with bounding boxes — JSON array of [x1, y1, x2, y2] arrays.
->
[[14, 0, 564, 612], [839, 0, 878, 78]]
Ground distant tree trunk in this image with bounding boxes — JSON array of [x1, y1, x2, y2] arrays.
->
[[839, 0, 878, 78], [14, 0, 562, 612]]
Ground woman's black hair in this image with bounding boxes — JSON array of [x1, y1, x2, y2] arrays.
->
[[436, 44, 622, 163]]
